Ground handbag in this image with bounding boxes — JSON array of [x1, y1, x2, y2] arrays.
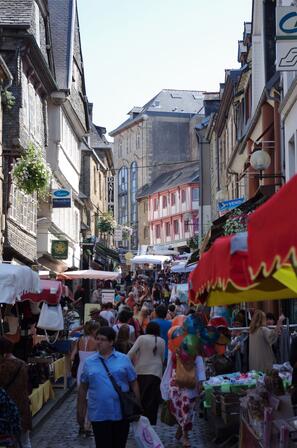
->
[[37, 303, 64, 331], [175, 353, 196, 389], [160, 400, 176, 426], [3, 305, 21, 344], [99, 357, 142, 422]]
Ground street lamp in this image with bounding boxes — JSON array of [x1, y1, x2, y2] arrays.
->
[[249, 149, 285, 182], [250, 150, 271, 171]]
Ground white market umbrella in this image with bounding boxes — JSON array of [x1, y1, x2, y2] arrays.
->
[[131, 255, 171, 266], [171, 262, 197, 273], [57, 269, 120, 280], [0, 264, 40, 304]]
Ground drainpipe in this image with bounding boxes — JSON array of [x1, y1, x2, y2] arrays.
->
[[195, 128, 204, 243]]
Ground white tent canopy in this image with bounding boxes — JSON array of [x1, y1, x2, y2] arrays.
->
[[57, 269, 120, 280], [131, 255, 171, 266], [171, 262, 197, 273], [0, 264, 40, 304]]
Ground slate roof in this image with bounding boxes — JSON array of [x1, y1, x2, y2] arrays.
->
[[48, 0, 75, 90], [110, 89, 205, 136], [90, 123, 112, 150], [0, 0, 33, 27], [137, 163, 199, 199]]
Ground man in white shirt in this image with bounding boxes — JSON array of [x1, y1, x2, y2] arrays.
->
[[99, 303, 115, 326]]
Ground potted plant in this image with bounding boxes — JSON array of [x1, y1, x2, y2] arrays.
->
[[12, 143, 51, 197]]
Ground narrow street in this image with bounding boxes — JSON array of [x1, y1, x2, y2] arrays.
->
[[31, 390, 215, 448]]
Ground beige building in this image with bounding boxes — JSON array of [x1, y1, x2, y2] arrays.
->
[[110, 90, 205, 250]]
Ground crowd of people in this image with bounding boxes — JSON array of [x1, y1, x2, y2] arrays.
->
[[0, 269, 295, 448], [71, 272, 201, 448]]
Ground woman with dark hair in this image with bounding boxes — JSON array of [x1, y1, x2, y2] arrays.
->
[[128, 322, 165, 425], [115, 324, 133, 354], [0, 336, 32, 448]]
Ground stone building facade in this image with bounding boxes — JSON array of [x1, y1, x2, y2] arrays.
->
[[0, 0, 57, 264], [0, 57, 13, 259], [110, 90, 204, 250], [37, 0, 89, 271]]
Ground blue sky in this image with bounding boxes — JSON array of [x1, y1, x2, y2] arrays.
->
[[77, 0, 252, 136]]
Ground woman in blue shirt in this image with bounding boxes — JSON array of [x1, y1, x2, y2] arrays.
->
[[78, 327, 140, 448]]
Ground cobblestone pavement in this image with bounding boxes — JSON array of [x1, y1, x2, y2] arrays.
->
[[31, 390, 216, 448]]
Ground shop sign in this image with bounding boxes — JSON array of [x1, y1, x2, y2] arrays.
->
[[217, 197, 244, 213], [102, 289, 115, 304], [51, 240, 68, 259], [276, 7, 297, 71], [52, 189, 72, 208]]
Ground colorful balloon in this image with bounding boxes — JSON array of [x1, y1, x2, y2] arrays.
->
[[181, 334, 200, 357], [168, 325, 185, 352], [172, 315, 186, 327]]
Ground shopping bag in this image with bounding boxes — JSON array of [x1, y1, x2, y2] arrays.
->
[[37, 303, 64, 331], [132, 416, 164, 448]]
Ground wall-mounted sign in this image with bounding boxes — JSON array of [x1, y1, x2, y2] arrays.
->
[[276, 7, 297, 71], [217, 197, 245, 213], [52, 189, 72, 208], [51, 240, 68, 259]]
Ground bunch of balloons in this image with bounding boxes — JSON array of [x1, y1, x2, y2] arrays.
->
[[168, 313, 231, 360]]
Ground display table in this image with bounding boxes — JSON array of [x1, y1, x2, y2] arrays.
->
[[53, 356, 67, 389], [29, 380, 55, 416]]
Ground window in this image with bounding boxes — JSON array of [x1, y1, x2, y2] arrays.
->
[[155, 224, 161, 239], [192, 187, 199, 202], [153, 198, 158, 211], [136, 129, 141, 150], [94, 167, 97, 194], [165, 222, 170, 236], [118, 138, 123, 158], [171, 192, 176, 206], [181, 190, 186, 203], [173, 220, 179, 234], [130, 162, 138, 224], [144, 226, 149, 239], [184, 220, 189, 232], [61, 112, 80, 169], [118, 166, 128, 224], [9, 183, 37, 234], [162, 196, 167, 208]]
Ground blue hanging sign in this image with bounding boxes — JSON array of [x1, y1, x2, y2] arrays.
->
[[217, 197, 245, 213]]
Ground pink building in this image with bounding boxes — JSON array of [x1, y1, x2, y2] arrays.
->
[[142, 165, 199, 251]]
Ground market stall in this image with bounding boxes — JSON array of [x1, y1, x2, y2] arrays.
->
[[1, 273, 75, 418], [57, 269, 120, 280], [131, 254, 171, 268], [187, 176, 297, 446]]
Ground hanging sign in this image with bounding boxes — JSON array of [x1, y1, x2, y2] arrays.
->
[[52, 189, 72, 208], [218, 197, 245, 213], [276, 7, 297, 71], [51, 240, 68, 259]]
